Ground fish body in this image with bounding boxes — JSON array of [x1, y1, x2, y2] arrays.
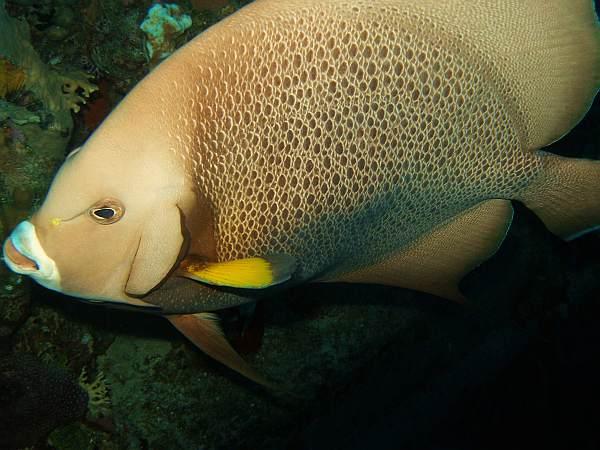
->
[[3, 0, 600, 382]]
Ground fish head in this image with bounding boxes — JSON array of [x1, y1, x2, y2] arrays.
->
[[2, 110, 192, 308]]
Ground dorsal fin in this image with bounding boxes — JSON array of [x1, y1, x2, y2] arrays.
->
[[492, 0, 600, 148], [244, 0, 599, 149], [326, 199, 514, 301], [409, 0, 600, 149]]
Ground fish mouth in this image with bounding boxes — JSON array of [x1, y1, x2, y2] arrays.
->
[[2, 221, 61, 291], [3, 238, 39, 272]]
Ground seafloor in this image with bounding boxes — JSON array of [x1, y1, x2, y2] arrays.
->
[[1, 1, 599, 449]]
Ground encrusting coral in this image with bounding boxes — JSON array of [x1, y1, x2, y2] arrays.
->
[[0, 352, 113, 449], [140, 3, 192, 64], [0, 0, 98, 341], [0, 0, 96, 132], [79, 367, 112, 418], [0, 58, 25, 99], [0, 353, 91, 449]]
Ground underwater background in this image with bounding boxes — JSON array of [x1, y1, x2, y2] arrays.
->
[[0, 0, 598, 449]]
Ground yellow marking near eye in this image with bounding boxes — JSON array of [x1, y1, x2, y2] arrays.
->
[[50, 218, 62, 226]]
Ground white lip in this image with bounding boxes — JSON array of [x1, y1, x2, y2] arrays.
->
[[3, 221, 61, 291]]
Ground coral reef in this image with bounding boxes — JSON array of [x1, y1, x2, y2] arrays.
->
[[0, 0, 97, 238], [79, 367, 112, 418], [140, 3, 192, 64], [191, 0, 231, 11], [81, 0, 149, 89], [0, 352, 89, 449], [0, 0, 95, 132], [0, 349, 113, 449], [0, 0, 97, 348], [0, 58, 25, 98], [0, 267, 28, 340]]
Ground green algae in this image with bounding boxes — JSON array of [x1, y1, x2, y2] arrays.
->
[[49, 422, 118, 450], [0, 0, 96, 321]]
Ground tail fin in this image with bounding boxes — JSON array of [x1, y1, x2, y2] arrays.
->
[[518, 152, 600, 240]]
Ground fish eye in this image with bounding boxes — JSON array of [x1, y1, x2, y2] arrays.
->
[[93, 208, 115, 219], [88, 198, 124, 225]]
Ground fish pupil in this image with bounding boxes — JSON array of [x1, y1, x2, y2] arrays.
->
[[93, 208, 115, 219]]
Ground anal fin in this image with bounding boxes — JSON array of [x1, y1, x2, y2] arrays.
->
[[330, 199, 514, 301], [166, 313, 274, 389]]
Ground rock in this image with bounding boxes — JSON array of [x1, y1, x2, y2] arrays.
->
[[46, 25, 69, 41], [0, 353, 89, 449], [0, 267, 29, 340], [52, 6, 75, 29]]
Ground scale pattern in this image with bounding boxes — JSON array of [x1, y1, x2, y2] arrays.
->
[[161, 1, 543, 278]]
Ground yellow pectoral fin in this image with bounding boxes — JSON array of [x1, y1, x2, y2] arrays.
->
[[179, 254, 296, 289]]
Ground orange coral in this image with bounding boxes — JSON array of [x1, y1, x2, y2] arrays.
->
[[0, 58, 25, 99], [81, 79, 112, 131]]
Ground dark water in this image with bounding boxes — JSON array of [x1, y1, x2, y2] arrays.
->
[[0, 1, 599, 449]]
